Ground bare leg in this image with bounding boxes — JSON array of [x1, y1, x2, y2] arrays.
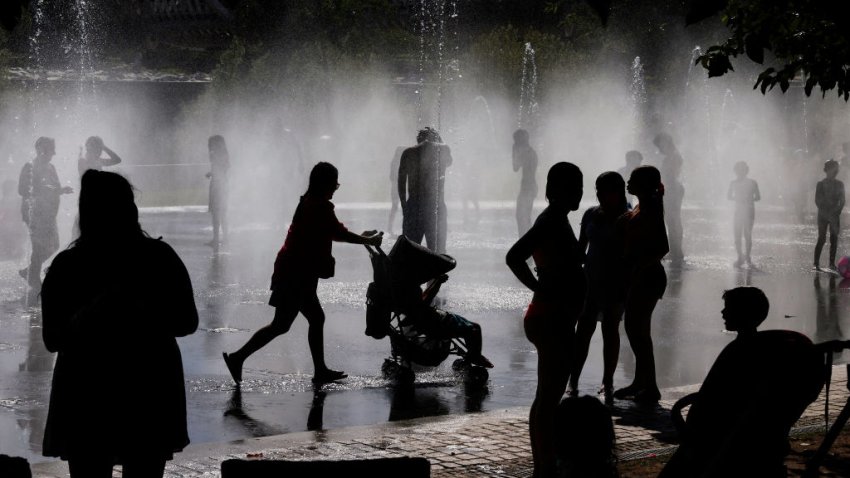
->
[[600, 309, 623, 389], [815, 215, 828, 267], [300, 295, 330, 374], [225, 303, 299, 383], [571, 305, 599, 390]]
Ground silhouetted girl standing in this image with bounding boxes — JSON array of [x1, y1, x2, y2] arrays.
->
[[207, 135, 230, 247], [507, 162, 586, 478], [613, 165, 669, 403]]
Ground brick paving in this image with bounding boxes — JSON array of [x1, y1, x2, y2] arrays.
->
[[31, 366, 850, 477]]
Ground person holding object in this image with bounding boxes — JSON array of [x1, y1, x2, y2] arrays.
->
[[224, 162, 383, 385]]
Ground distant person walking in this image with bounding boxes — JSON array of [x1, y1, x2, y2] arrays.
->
[[727, 161, 760, 268], [613, 165, 669, 403], [388, 146, 405, 234], [223, 162, 383, 385], [513, 129, 538, 237], [206, 135, 230, 247], [40, 170, 198, 478], [571, 172, 630, 403], [654, 133, 685, 266], [814, 159, 845, 270], [507, 162, 586, 478], [18, 137, 73, 288], [77, 136, 122, 176], [398, 127, 453, 253]]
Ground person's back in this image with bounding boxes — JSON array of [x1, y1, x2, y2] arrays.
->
[[728, 177, 759, 207], [816, 176, 845, 217]]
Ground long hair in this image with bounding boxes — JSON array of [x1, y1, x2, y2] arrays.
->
[[306, 162, 338, 198], [76, 170, 144, 247]]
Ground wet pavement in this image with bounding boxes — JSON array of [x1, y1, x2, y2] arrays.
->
[[2, 201, 850, 466]]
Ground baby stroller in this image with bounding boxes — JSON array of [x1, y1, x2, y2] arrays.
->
[[364, 236, 489, 385]]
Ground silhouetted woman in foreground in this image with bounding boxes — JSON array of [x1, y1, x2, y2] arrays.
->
[[41, 170, 199, 478], [223, 162, 382, 385], [507, 162, 586, 478], [613, 165, 669, 403]]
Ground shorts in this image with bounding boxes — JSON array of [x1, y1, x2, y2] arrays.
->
[[268, 276, 319, 308]]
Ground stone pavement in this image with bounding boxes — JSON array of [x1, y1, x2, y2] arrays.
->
[[31, 366, 850, 477]]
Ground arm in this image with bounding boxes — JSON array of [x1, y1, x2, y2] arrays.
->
[[512, 148, 521, 172], [506, 225, 541, 292], [397, 152, 409, 206], [40, 254, 75, 352], [839, 182, 846, 212], [100, 145, 122, 167], [161, 243, 199, 337], [443, 145, 453, 168], [422, 274, 448, 305], [577, 209, 591, 258], [337, 229, 383, 247], [815, 182, 825, 211], [753, 180, 760, 202], [727, 181, 734, 201], [18, 164, 31, 198]]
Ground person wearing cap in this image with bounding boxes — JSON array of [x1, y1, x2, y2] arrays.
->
[[814, 159, 845, 270]]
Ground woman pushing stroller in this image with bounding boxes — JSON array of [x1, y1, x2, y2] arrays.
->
[[223, 162, 383, 385]]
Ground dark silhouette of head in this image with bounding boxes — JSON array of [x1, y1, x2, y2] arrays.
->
[[555, 396, 618, 478], [306, 162, 339, 200], [35, 137, 55, 161], [824, 159, 840, 178], [733, 161, 749, 178], [595, 171, 627, 214], [625, 150, 643, 168], [77, 170, 142, 246], [627, 165, 663, 204], [546, 162, 583, 211], [416, 127, 440, 144], [513, 129, 530, 146], [653, 132, 675, 155], [722, 286, 769, 335], [209, 135, 228, 156], [85, 136, 104, 157]]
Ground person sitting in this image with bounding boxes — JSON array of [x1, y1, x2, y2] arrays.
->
[[659, 287, 825, 478], [394, 270, 492, 369]]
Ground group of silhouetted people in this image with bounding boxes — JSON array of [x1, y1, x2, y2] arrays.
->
[[7, 124, 849, 478]]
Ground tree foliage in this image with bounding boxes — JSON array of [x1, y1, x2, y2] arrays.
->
[[690, 0, 850, 99]]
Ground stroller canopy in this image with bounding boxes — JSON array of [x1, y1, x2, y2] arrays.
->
[[388, 235, 456, 285]]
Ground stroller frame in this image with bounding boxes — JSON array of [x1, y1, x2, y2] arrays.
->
[[364, 244, 487, 384]]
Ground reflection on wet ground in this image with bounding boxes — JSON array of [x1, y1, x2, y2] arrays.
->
[[1, 204, 849, 463]]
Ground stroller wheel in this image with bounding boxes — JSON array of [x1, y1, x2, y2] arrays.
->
[[465, 366, 489, 385], [382, 358, 399, 378], [452, 358, 468, 372]]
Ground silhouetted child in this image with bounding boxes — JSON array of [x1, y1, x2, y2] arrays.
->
[[654, 133, 685, 266], [571, 172, 629, 403], [18, 137, 73, 288], [660, 287, 824, 478], [77, 136, 122, 176], [814, 159, 845, 270], [555, 396, 618, 478], [206, 135, 230, 247], [0, 179, 26, 260], [513, 129, 539, 237], [223, 162, 383, 385], [727, 161, 760, 268]]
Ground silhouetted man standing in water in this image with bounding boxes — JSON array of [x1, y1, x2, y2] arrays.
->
[[398, 127, 453, 253], [18, 137, 73, 288], [654, 133, 685, 266]]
